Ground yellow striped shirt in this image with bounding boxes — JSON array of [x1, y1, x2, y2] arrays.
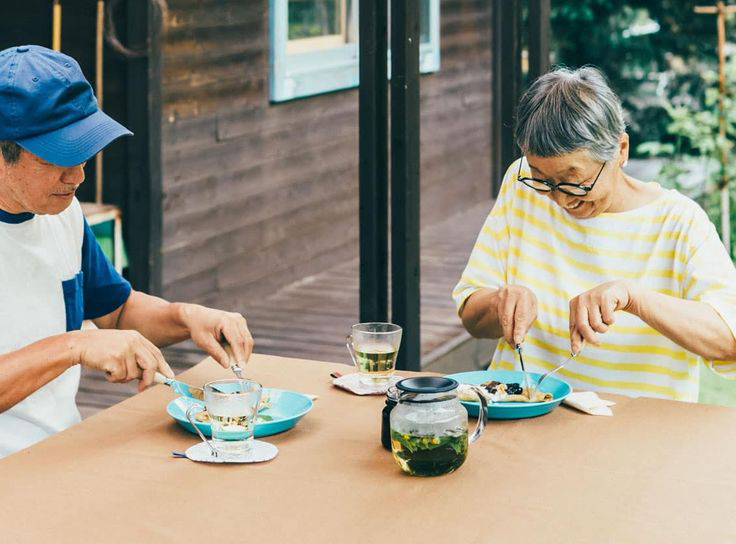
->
[[453, 158, 736, 401]]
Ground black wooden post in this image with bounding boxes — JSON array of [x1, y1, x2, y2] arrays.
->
[[126, 0, 162, 294], [359, 0, 389, 323], [391, 0, 421, 371], [528, 0, 551, 83], [491, 0, 521, 197]]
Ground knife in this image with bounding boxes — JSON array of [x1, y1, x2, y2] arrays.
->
[[153, 372, 204, 401], [515, 344, 534, 401]]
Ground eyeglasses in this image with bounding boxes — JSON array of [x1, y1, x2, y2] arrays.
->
[[517, 159, 606, 197]]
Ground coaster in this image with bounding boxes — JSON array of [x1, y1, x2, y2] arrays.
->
[[184, 440, 278, 463], [332, 372, 402, 395]]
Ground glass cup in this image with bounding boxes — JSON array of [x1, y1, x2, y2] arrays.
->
[[185, 379, 262, 458], [346, 322, 403, 386]]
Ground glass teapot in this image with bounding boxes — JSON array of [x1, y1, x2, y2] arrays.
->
[[389, 376, 487, 476]]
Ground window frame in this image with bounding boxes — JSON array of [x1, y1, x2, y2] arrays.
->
[[270, 0, 441, 103]]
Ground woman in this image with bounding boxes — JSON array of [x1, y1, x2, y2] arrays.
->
[[453, 66, 736, 401]]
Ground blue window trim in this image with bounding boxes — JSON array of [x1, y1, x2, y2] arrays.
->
[[270, 0, 441, 103]]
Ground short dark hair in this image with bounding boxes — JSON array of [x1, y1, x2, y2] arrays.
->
[[0, 141, 22, 164]]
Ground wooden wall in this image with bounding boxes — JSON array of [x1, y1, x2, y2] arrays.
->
[[159, 0, 492, 310]]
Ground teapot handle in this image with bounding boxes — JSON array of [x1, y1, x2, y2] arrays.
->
[[468, 385, 487, 443]]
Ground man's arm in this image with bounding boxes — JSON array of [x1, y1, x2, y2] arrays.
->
[[0, 334, 77, 413], [93, 291, 254, 366], [93, 291, 189, 345], [0, 328, 174, 413]]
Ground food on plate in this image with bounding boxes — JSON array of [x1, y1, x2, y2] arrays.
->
[[458, 381, 552, 403], [192, 393, 273, 423]]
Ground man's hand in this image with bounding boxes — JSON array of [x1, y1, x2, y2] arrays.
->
[[179, 305, 254, 369], [71, 329, 175, 392], [569, 280, 637, 353], [494, 285, 538, 347]]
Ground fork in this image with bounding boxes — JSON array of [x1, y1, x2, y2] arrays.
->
[[222, 341, 245, 380], [533, 341, 585, 393]]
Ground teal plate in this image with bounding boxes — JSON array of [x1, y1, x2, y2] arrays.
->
[[167, 388, 313, 438], [446, 370, 571, 420]]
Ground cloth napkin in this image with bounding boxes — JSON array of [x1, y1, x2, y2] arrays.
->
[[332, 372, 402, 395], [563, 391, 616, 416]]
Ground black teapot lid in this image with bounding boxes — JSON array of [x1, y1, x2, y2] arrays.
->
[[396, 376, 458, 393]]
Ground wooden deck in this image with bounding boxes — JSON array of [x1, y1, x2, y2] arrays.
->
[[76, 199, 493, 418]]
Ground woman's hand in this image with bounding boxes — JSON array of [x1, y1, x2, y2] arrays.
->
[[179, 304, 254, 369], [494, 285, 538, 347], [569, 280, 637, 353]]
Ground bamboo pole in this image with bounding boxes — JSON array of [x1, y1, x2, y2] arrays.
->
[[695, 2, 736, 254], [52, 0, 61, 51], [717, 2, 730, 253]]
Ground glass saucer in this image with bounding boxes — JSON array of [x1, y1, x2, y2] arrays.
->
[[184, 440, 278, 464]]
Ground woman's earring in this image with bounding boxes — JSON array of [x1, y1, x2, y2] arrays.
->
[[622, 159, 628, 167]]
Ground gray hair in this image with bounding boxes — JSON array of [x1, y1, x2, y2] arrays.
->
[[0, 141, 21, 164], [514, 66, 626, 162]]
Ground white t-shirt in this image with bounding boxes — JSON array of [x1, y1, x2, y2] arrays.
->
[[453, 158, 736, 401], [0, 198, 131, 457]]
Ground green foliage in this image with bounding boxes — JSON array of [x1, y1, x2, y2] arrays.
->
[[550, 0, 736, 155], [636, 55, 736, 257]]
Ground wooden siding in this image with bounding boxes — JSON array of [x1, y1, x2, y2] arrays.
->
[[78, 198, 492, 417], [159, 0, 492, 308]]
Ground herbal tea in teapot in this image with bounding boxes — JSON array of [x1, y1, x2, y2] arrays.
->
[[389, 376, 487, 477], [390, 429, 468, 476]]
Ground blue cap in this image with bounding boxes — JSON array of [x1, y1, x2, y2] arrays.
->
[[0, 45, 132, 167]]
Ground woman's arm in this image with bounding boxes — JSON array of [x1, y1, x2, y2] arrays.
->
[[460, 285, 538, 346], [630, 285, 736, 360], [569, 280, 736, 360]]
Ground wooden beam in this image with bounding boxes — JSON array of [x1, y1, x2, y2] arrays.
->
[[491, 0, 521, 196], [528, 0, 550, 82], [358, 0, 389, 323], [125, 0, 163, 294], [391, 0, 421, 371]]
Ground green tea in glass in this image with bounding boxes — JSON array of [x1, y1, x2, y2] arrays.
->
[[346, 322, 402, 385]]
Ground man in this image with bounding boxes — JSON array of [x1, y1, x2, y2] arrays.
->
[[0, 45, 254, 457]]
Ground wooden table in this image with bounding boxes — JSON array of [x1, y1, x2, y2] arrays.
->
[[2, 354, 736, 543]]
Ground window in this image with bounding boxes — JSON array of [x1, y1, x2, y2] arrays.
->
[[270, 0, 440, 102]]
